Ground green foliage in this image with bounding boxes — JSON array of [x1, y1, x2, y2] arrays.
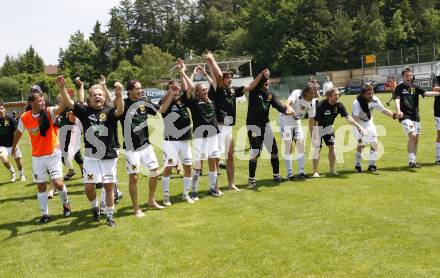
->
[[107, 60, 141, 88], [0, 56, 20, 76], [0, 77, 21, 100], [59, 31, 99, 87], [133, 44, 174, 86]]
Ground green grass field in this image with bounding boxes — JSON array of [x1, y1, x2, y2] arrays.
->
[[1, 93, 440, 277]]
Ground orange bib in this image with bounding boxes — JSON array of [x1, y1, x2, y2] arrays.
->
[[21, 110, 59, 156]]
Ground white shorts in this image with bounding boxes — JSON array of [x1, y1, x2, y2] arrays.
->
[[352, 122, 377, 145], [32, 149, 63, 183], [83, 157, 118, 184], [217, 124, 233, 157], [194, 135, 220, 161], [401, 119, 421, 135], [435, 117, 440, 131], [163, 140, 192, 167], [125, 146, 159, 174], [280, 122, 304, 141], [0, 146, 22, 158]]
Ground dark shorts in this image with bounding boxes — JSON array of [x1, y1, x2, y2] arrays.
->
[[247, 126, 278, 156], [321, 133, 335, 147]]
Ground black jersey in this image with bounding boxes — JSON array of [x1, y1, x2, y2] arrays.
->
[[159, 94, 192, 141], [55, 109, 75, 127], [314, 99, 349, 127], [434, 96, 440, 117], [73, 103, 119, 159], [0, 115, 16, 147], [246, 78, 286, 127], [182, 93, 219, 138], [394, 83, 426, 122], [209, 85, 245, 126], [120, 98, 159, 150]]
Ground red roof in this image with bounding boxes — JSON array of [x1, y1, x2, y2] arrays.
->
[[44, 65, 59, 75]]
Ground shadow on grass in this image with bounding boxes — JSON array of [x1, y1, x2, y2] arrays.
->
[[0, 189, 85, 204], [0, 208, 104, 240]]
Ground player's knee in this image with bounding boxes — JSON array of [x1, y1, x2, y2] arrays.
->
[[149, 169, 159, 177]]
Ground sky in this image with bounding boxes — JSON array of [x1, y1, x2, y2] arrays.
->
[[0, 0, 122, 65]]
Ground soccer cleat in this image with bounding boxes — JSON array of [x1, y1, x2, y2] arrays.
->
[[106, 216, 116, 227], [64, 170, 76, 181], [63, 202, 71, 217], [182, 193, 195, 204], [247, 178, 257, 189], [297, 172, 308, 180], [114, 190, 123, 205], [163, 195, 172, 206], [39, 214, 51, 224], [312, 172, 320, 178], [10, 172, 16, 183], [436, 160, 440, 165], [354, 165, 362, 173], [409, 162, 421, 169], [368, 165, 378, 172], [48, 189, 54, 199], [19, 174, 26, 181], [92, 207, 101, 222], [287, 174, 295, 181], [273, 175, 282, 183], [218, 160, 226, 169], [208, 189, 221, 197], [190, 191, 199, 201]]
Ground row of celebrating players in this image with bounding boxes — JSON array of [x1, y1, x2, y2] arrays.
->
[[1, 54, 439, 227]]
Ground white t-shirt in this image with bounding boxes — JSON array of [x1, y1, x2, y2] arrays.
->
[[352, 96, 385, 124], [280, 89, 317, 126], [322, 81, 333, 93]]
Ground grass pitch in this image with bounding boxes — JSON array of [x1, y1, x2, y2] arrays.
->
[[0, 93, 439, 277]]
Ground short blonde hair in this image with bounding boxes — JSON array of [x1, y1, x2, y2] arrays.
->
[[89, 84, 105, 95], [325, 87, 339, 98]]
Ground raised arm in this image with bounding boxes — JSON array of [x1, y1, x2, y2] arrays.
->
[[99, 75, 112, 105], [159, 91, 176, 113], [113, 82, 124, 117], [246, 69, 269, 93], [205, 52, 222, 88], [177, 59, 194, 99], [196, 65, 213, 85], [75, 77, 85, 105], [54, 75, 71, 116]]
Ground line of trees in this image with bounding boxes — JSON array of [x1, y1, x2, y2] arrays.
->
[[2, 0, 440, 100]]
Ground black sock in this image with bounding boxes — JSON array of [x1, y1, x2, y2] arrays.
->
[[271, 157, 279, 175], [249, 160, 257, 178]]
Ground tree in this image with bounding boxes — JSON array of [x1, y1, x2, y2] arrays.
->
[[17, 46, 44, 74], [0, 56, 20, 77], [107, 60, 141, 87], [134, 44, 174, 86], [90, 21, 113, 75], [59, 31, 99, 86], [0, 77, 21, 101], [387, 10, 407, 49], [107, 7, 130, 68]]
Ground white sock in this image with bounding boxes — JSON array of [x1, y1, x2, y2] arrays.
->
[[355, 151, 362, 166], [162, 176, 170, 196], [408, 153, 415, 163], [58, 185, 69, 205], [37, 192, 49, 215], [90, 198, 98, 208], [106, 206, 114, 218], [208, 171, 217, 191], [297, 153, 305, 174], [183, 177, 192, 195], [8, 166, 15, 173], [19, 169, 24, 175], [192, 170, 201, 193], [284, 155, 292, 176], [368, 150, 377, 166], [100, 188, 106, 204], [436, 143, 440, 161]]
